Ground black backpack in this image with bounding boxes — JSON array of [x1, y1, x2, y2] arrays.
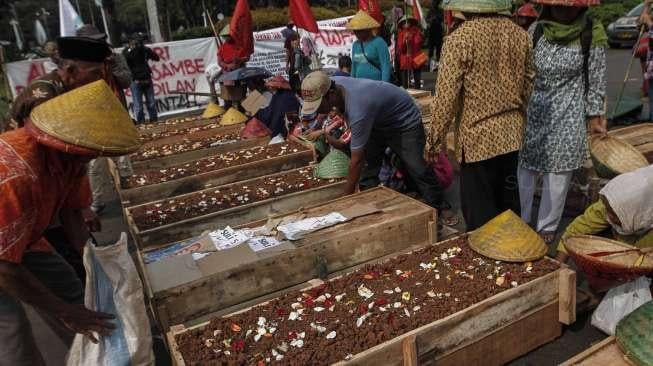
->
[[532, 19, 593, 93]]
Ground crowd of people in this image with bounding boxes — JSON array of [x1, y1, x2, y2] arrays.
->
[[1, 0, 652, 362]]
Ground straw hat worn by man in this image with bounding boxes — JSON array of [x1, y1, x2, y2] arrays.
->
[[0, 81, 141, 365], [426, 0, 535, 230], [301, 71, 448, 217]]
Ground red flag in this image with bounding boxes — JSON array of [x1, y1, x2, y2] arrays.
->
[[359, 0, 383, 24], [289, 0, 319, 33], [230, 0, 254, 57]]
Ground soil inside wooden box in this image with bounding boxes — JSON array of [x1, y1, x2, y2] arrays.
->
[[137, 115, 205, 131], [130, 168, 340, 230], [131, 128, 244, 162], [122, 142, 308, 189], [175, 236, 559, 365], [139, 120, 221, 143]]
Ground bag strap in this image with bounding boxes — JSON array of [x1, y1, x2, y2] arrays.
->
[[359, 42, 382, 73], [580, 18, 593, 95], [533, 23, 544, 49]]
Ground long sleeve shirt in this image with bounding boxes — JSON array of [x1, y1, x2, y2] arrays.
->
[[558, 201, 653, 254], [427, 16, 535, 163], [351, 36, 392, 82]]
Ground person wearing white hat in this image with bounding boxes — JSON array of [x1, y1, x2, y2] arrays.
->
[[301, 71, 452, 221]]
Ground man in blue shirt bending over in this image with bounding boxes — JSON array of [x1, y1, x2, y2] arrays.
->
[[301, 71, 446, 214]]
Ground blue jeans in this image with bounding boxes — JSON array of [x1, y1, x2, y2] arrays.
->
[[131, 80, 157, 123]]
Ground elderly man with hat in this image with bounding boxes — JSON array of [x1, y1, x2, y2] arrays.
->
[[348, 10, 392, 82], [8, 36, 113, 129], [426, 0, 535, 230], [301, 71, 453, 221], [76, 24, 132, 105], [0, 80, 140, 365]]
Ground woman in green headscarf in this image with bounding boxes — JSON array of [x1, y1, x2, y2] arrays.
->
[[518, 0, 608, 245]]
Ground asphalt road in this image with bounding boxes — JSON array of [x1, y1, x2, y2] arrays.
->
[[85, 48, 644, 365]]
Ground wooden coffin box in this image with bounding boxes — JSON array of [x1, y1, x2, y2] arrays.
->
[[561, 337, 629, 366], [108, 140, 315, 207], [136, 113, 206, 133], [166, 235, 574, 366], [608, 123, 653, 162], [138, 118, 223, 143], [140, 187, 437, 331], [131, 125, 270, 172], [125, 167, 346, 250]]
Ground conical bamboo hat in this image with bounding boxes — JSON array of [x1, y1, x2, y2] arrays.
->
[[202, 102, 225, 119], [29, 80, 140, 155], [346, 10, 381, 31], [469, 210, 547, 262], [220, 107, 247, 126]]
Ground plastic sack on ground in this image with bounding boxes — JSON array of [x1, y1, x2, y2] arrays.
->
[[591, 276, 652, 335], [66, 233, 154, 366]]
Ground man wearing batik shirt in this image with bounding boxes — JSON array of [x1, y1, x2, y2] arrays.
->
[[0, 80, 140, 365], [425, 0, 535, 230]]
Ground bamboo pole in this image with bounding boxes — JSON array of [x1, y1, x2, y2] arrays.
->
[[610, 25, 646, 120]]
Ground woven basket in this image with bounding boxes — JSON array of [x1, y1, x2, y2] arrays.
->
[[563, 235, 653, 292], [616, 301, 653, 366], [443, 0, 513, 13], [468, 210, 548, 262], [314, 148, 350, 179], [590, 135, 649, 179]]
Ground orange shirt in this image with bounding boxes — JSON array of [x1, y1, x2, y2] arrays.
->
[[0, 128, 91, 263]]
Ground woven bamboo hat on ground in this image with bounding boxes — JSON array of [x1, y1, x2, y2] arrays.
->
[[616, 300, 653, 366], [468, 210, 548, 262], [202, 102, 226, 119], [442, 0, 513, 13], [563, 235, 653, 292], [531, 0, 600, 6], [590, 135, 649, 179], [220, 107, 247, 126], [314, 148, 350, 179], [346, 10, 381, 31], [29, 80, 140, 156]]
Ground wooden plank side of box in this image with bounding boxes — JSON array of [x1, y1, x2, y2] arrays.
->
[[147, 188, 436, 327], [131, 136, 271, 172], [166, 260, 569, 366], [127, 178, 347, 250], [561, 336, 630, 366], [118, 148, 314, 207], [339, 268, 564, 365], [423, 300, 561, 366]]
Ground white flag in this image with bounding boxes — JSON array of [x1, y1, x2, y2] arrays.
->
[[59, 0, 83, 36]]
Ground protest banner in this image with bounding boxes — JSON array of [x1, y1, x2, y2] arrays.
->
[[5, 16, 354, 116]]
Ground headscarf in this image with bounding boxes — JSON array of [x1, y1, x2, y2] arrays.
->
[[599, 165, 653, 236], [538, 8, 608, 47]]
